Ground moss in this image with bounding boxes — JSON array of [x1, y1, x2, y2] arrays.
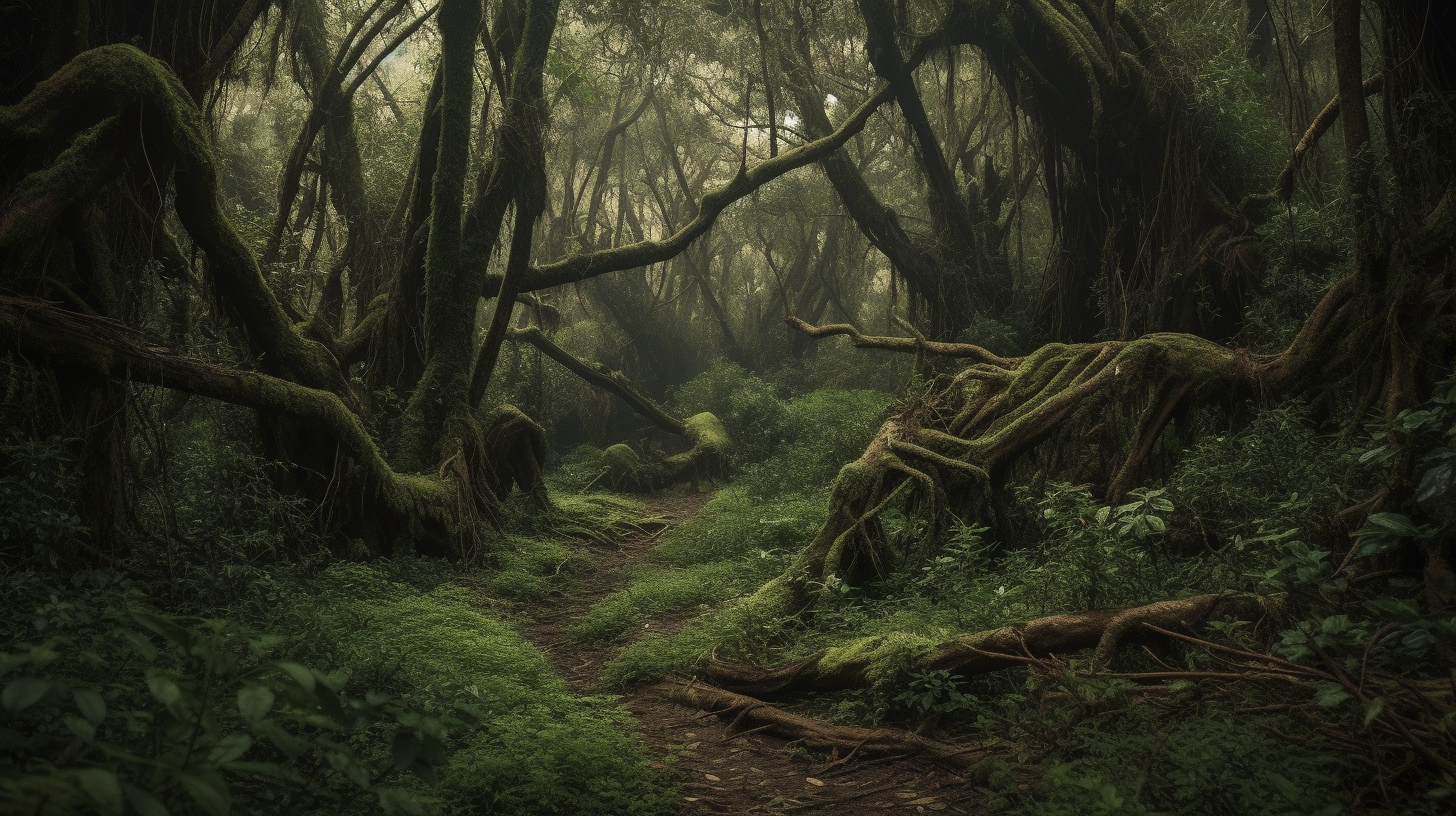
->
[[602, 443, 643, 490], [815, 631, 936, 690], [313, 564, 674, 815]]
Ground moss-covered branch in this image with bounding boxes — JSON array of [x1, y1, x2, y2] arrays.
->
[[0, 44, 354, 401], [657, 678, 987, 769], [0, 296, 451, 548], [704, 594, 1273, 697]]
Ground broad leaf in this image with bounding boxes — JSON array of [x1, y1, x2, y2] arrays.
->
[[237, 686, 274, 723], [74, 769, 124, 816], [1, 676, 50, 714], [73, 687, 106, 725]]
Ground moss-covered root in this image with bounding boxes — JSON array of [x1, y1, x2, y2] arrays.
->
[[703, 594, 1274, 698], [657, 677, 988, 769]]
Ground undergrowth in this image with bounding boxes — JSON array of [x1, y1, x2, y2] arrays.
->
[[589, 393, 1455, 812]]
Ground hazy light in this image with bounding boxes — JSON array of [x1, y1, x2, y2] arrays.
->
[[783, 113, 800, 128], [825, 94, 838, 107]]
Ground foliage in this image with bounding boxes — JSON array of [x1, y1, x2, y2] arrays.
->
[[1167, 404, 1357, 544], [581, 387, 889, 656], [1023, 706, 1346, 816], [0, 572, 443, 816], [0, 434, 88, 566], [0, 560, 674, 816]]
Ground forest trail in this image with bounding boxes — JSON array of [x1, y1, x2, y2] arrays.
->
[[522, 493, 983, 815]]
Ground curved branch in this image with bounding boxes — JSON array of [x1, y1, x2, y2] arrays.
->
[[1, 45, 354, 401], [0, 297, 447, 526], [502, 83, 895, 293], [657, 678, 987, 769]]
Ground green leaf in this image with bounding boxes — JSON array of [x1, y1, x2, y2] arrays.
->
[[0, 652, 29, 674], [1365, 512, 1424, 538], [1266, 771, 1301, 804], [63, 713, 96, 743], [122, 782, 171, 816], [131, 611, 193, 651], [75, 768, 125, 816], [1416, 462, 1454, 503], [74, 687, 105, 725], [237, 686, 274, 723], [1320, 615, 1351, 635], [2, 676, 50, 714], [1364, 597, 1421, 623], [145, 672, 189, 721], [1313, 682, 1352, 708], [120, 630, 158, 662], [276, 661, 315, 692], [1094, 506, 1111, 525], [1146, 515, 1166, 533], [1361, 696, 1385, 727], [178, 770, 231, 816], [208, 733, 253, 765], [254, 720, 307, 759]]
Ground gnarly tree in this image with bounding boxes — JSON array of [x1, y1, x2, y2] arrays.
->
[[703, 0, 1455, 700], [0, 0, 901, 563]]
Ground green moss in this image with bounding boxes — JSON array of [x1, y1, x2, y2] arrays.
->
[[815, 631, 935, 688], [602, 443, 643, 490], [314, 564, 673, 815], [683, 411, 728, 453]]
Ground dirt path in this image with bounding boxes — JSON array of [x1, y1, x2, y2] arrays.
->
[[524, 493, 984, 815]]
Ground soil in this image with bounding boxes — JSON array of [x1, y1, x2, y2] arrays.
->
[[523, 492, 986, 815]]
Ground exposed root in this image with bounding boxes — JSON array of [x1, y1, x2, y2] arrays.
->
[[656, 677, 988, 770]]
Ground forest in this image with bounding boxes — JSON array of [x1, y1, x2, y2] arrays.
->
[[1, 0, 1453, 813]]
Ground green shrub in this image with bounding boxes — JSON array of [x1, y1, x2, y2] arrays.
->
[[1023, 706, 1346, 816], [0, 434, 87, 567]]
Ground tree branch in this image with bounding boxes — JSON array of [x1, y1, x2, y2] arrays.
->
[[498, 83, 895, 294]]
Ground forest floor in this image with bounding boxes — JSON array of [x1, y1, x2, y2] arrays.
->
[[521, 492, 985, 815]]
